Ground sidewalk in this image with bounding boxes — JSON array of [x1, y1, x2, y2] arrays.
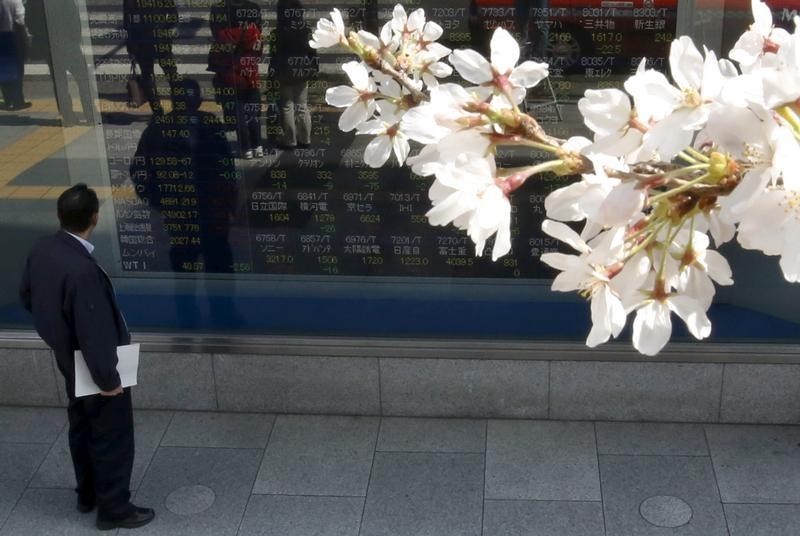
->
[[1, 406, 799, 535]]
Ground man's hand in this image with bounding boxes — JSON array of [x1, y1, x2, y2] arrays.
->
[[100, 385, 123, 396]]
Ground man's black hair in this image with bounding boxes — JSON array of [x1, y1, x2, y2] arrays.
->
[[57, 183, 99, 233]]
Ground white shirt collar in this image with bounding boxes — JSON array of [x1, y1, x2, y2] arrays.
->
[[65, 231, 95, 254]]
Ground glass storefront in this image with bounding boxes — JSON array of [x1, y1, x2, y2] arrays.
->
[[1, 0, 799, 340]]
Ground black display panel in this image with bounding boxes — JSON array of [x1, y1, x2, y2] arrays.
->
[[95, 0, 678, 278]]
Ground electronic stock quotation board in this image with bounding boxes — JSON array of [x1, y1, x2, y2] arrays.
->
[[95, 0, 680, 279]]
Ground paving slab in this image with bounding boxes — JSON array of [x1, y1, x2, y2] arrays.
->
[[485, 420, 600, 501], [30, 410, 172, 491], [131, 447, 262, 536], [600, 455, 728, 535], [705, 424, 800, 503], [161, 412, 274, 449], [253, 415, 378, 496], [376, 418, 486, 453], [596, 422, 708, 456], [238, 495, 363, 536], [725, 503, 800, 536], [0, 489, 113, 536], [359, 452, 484, 536], [483, 500, 605, 536], [0, 407, 65, 444], [0, 443, 50, 528]]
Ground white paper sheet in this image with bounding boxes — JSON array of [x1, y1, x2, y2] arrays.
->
[[74, 344, 140, 397]]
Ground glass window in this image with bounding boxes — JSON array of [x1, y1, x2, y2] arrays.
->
[[1, 0, 798, 342]]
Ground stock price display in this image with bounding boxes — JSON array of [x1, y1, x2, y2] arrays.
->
[[94, 0, 676, 278]]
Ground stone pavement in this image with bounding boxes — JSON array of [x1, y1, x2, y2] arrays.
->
[[2, 406, 800, 535]]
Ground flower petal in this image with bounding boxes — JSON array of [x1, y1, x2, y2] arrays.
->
[[407, 8, 425, 31], [449, 49, 493, 85], [342, 61, 370, 91], [632, 301, 672, 355], [509, 60, 549, 88], [667, 295, 711, 339], [670, 36, 704, 91], [338, 101, 374, 132], [364, 135, 393, 168], [587, 285, 626, 347], [490, 28, 520, 74], [325, 85, 359, 107], [392, 135, 410, 165], [579, 88, 631, 136], [423, 21, 444, 41], [542, 220, 590, 253]]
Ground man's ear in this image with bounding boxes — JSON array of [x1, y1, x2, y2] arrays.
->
[[90, 212, 99, 229]]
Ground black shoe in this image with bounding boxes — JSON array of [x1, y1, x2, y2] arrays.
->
[[76, 501, 95, 513], [96, 507, 155, 531], [11, 101, 32, 111]]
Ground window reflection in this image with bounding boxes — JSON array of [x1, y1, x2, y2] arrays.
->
[[0, 0, 30, 111], [2, 0, 800, 336], [123, 0, 179, 115]]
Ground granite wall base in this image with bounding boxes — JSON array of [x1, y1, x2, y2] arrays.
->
[[1, 345, 798, 423]]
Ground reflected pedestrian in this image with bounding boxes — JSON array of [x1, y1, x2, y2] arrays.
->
[[0, 0, 30, 110], [208, 0, 264, 159], [270, 0, 317, 149], [26, 0, 94, 125], [123, 0, 180, 115], [130, 78, 242, 323]]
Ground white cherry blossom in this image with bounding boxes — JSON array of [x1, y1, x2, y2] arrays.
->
[[730, 0, 791, 71], [312, 3, 800, 355], [737, 188, 800, 282], [426, 154, 511, 260], [400, 84, 481, 144], [449, 28, 549, 104], [356, 102, 410, 167], [544, 149, 631, 238], [406, 129, 491, 176], [629, 274, 712, 356], [540, 222, 630, 347], [325, 62, 377, 132], [667, 229, 733, 309], [309, 8, 345, 49], [578, 89, 644, 158], [391, 4, 425, 34], [630, 38, 725, 160], [705, 105, 800, 223]]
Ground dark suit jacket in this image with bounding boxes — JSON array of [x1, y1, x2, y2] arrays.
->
[[19, 231, 131, 393]]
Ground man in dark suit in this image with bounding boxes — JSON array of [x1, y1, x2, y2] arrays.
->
[[19, 184, 155, 531]]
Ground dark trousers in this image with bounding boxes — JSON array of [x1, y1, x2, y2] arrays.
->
[[0, 31, 25, 107], [131, 46, 178, 114], [67, 388, 136, 521]]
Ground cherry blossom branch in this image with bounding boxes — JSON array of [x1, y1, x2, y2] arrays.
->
[[310, 1, 800, 355]]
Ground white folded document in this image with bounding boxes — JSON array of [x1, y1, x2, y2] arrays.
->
[[74, 343, 140, 397]]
